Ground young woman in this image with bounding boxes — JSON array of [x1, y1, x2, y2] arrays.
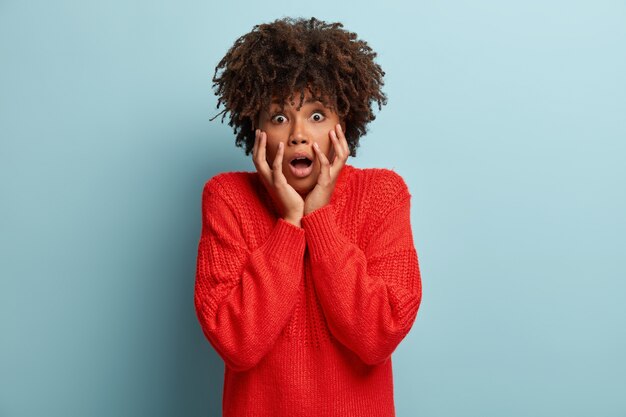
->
[[195, 16, 422, 417]]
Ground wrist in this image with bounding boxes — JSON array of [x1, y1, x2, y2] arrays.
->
[[304, 203, 327, 216], [284, 216, 302, 228]]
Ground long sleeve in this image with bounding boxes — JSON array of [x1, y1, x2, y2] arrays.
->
[[300, 183, 422, 366], [194, 179, 306, 372]]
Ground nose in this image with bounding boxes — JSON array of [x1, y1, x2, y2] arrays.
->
[[290, 136, 308, 145], [289, 117, 309, 145]]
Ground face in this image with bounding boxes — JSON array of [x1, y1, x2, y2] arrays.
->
[[257, 88, 345, 197]]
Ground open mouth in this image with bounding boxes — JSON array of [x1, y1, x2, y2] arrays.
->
[[289, 156, 313, 168], [289, 155, 314, 178]]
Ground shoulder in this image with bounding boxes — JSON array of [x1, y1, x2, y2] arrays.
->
[[349, 166, 411, 205], [202, 170, 258, 208], [343, 166, 412, 244]]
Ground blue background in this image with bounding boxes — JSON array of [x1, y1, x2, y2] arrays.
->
[[1, 1, 625, 416]]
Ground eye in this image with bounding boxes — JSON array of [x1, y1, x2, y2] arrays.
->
[[271, 114, 287, 124], [311, 111, 326, 122]]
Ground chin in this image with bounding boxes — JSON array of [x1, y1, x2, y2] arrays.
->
[[292, 180, 312, 193], [284, 161, 321, 193], [289, 178, 314, 196]]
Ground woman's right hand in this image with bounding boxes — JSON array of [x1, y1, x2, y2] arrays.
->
[[252, 129, 304, 227]]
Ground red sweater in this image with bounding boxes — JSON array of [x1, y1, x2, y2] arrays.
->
[[194, 163, 422, 417]]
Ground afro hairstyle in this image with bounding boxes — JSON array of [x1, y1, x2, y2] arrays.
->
[[210, 16, 388, 157]]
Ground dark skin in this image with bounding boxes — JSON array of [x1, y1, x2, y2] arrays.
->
[[211, 17, 388, 159], [251, 91, 350, 228]]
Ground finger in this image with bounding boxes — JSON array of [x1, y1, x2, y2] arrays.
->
[[329, 129, 341, 165], [329, 128, 347, 173], [257, 132, 273, 183], [314, 142, 332, 182], [272, 141, 285, 183], [257, 130, 266, 165], [252, 129, 259, 160], [336, 124, 349, 156]]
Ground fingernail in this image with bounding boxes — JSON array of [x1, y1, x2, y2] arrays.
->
[[337, 124, 342, 131]]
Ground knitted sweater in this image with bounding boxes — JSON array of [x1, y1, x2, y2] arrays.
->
[[194, 163, 422, 417]]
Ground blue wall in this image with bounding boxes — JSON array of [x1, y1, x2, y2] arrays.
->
[[1, 1, 625, 416]]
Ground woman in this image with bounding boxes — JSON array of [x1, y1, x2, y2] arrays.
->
[[195, 16, 422, 417]]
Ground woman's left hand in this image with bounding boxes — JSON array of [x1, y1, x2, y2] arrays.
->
[[304, 124, 350, 216]]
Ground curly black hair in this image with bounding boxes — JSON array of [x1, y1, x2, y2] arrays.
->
[[210, 16, 388, 157]]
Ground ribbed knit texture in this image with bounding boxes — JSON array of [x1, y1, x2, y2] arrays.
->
[[194, 163, 422, 417]]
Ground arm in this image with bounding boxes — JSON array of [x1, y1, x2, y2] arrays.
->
[[194, 179, 306, 372], [300, 184, 422, 366]]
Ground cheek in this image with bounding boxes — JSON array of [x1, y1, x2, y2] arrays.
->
[[264, 138, 279, 162], [326, 146, 335, 162], [323, 139, 334, 157]]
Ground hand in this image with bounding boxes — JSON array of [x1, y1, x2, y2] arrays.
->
[[304, 124, 350, 216], [252, 129, 304, 226]]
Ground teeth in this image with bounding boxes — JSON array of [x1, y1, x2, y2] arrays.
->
[[291, 156, 311, 167]]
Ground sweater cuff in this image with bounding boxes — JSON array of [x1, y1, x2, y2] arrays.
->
[[262, 217, 306, 266], [301, 204, 346, 262]]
